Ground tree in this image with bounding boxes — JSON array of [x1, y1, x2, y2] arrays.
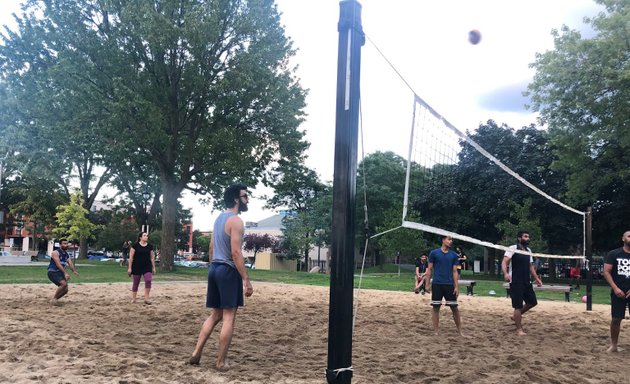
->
[[0, 0, 308, 271], [265, 163, 325, 211], [94, 214, 138, 253], [423, 121, 579, 253], [52, 190, 101, 247], [496, 198, 558, 280], [5, 175, 67, 248], [0, 1, 115, 259], [356, 151, 409, 267], [193, 230, 210, 255], [265, 163, 327, 270], [243, 233, 277, 266], [376, 208, 428, 264], [527, 0, 630, 251], [276, 214, 311, 264], [496, 198, 547, 252]]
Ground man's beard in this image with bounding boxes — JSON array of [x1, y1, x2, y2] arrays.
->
[[520, 239, 530, 247], [238, 200, 248, 212], [624, 239, 630, 248]]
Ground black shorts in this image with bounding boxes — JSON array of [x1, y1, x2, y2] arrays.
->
[[206, 263, 243, 309], [431, 283, 458, 307], [610, 291, 630, 319], [510, 282, 537, 309], [48, 270, 66, 286]]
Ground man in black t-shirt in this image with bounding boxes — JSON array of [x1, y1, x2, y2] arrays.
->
[[501, 230, 543, 336], [603, 230, 630, 353]]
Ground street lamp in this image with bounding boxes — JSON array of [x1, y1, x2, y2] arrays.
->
[[141, 191, 150, 233]]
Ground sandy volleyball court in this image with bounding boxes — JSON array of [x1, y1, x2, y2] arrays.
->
[[0, 281, 627, 383]]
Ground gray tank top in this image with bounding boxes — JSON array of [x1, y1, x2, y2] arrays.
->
[[212, 211, 237, 268]]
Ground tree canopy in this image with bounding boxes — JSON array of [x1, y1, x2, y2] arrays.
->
[[0, 0, 308, 268], [527, 0, 630, 250], [53, 190, 100, 243]]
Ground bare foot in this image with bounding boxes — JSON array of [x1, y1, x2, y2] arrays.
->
[[516, 329, 527, 336], [188, 355, 201, 365], [459, 332, 470, 339], [50, 299, 62, 306], [130, 299, 136, 304], [606, 345, 623, 353], [215, 361, 231, 371]]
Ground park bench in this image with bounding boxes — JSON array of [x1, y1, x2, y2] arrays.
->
[[429, 279, 476, 296], [502, 282, 571, 302], [459, 279, 476, 296]]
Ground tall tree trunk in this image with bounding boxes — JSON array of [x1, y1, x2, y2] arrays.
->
[[159, 181, 181, 272], [79, 235, 88, 259], [488, 248, 497, 276]]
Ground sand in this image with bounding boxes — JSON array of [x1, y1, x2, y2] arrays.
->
[[0, 281, 627, 384]]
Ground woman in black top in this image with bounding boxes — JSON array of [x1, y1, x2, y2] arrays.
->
[[128, 232, 156, 304]]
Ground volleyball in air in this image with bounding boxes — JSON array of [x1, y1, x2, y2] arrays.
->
[[468, 29, 481, 45]]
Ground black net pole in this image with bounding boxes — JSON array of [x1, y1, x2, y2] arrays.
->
[[585, 207, 593, 311], [326, 1, 364, 383]]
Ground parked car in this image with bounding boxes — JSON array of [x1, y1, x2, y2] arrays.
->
[[87, 250, 108, 260], [31, 254, 51, 262]]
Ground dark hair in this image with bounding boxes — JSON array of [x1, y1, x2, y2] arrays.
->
[[517, 230, 529, 239], [59, 238, 68, 243], [440, 234, 451, 241], [137, 232, 147, 242], [223, 183, 248, 208]]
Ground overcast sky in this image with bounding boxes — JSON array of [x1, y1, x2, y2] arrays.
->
[[1, 0, 604, 231]]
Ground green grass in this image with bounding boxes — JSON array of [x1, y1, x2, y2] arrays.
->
[[0, 261, 211, 284], [0, 262, 612, 305]]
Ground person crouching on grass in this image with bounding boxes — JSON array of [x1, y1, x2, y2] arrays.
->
[[48, 238, 79, 305]]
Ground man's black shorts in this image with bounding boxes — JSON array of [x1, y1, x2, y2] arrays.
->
[[610, 290, 630, 319], [510, 282, 537, 309], [431, 283, 458, 307], [206, 263, 243, 308], [48, 270, 66, 286]]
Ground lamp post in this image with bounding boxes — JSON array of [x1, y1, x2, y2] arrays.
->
[[141, 191, 150, 233]]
